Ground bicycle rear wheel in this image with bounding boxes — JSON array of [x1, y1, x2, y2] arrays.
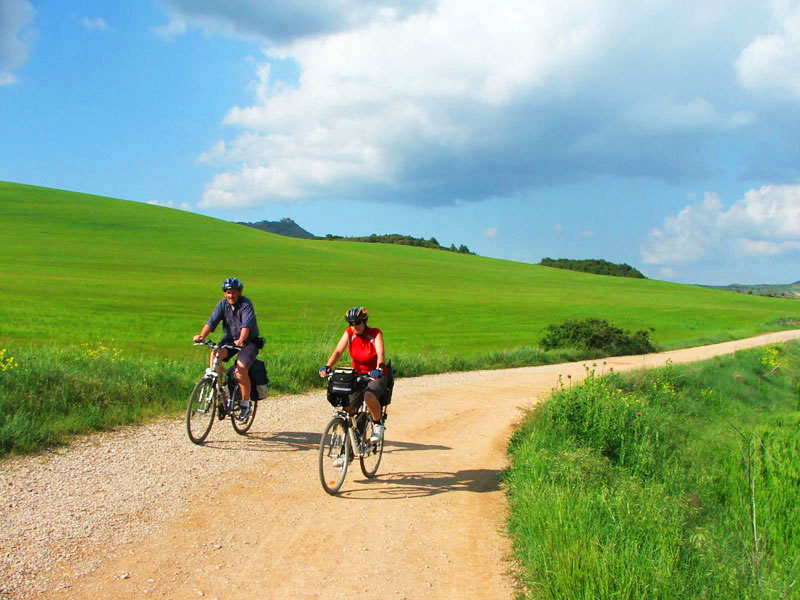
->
[[230, 388, 257, 435], [359, 420, 384, 478], [186, 378, 216, 445], [319, 417, 350, 494]]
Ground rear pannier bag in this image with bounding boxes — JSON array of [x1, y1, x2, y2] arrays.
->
[[379, 361, 395, 406], [327, 367, 355, 407], [249, 359, 269, 400]]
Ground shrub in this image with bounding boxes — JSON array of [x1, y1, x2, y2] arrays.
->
[[541, 318, 657, 355]]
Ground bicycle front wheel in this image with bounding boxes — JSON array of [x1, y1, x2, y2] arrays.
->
[[319, 417, 350, 494], [186, 378, 216, 445], [230, 388, 257, 435], [359, 420, 384, 478]]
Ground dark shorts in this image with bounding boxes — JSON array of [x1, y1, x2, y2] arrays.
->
[[220, 337, 259, 369], [348, 375, 388, 408]]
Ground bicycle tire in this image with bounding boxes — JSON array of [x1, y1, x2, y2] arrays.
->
[[186, 378, 216, 445], [319, 417, 350, 494], [230, 388, 257, 435], [359, 420, 384, 478]]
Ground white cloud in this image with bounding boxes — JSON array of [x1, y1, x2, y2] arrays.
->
[[147, 199, 194, 211], [737, 0, 800, 99], [196, 140, 227, 164], [659, 267, 677, 279], [198, 0, 629, 208], [153, 1, 787, 209], [155, 0, 436, 43], [622, 97, 753, 133], [483, 226, 498, 239], [81, 17, 108, 31], [0, 0, 34, 85], [152, 11, 187, 39], [642, 184, 800, 265]]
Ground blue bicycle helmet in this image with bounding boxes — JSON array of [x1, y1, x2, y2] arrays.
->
[[222, 277, 243, 291]]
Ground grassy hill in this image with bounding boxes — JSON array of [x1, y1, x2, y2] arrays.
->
[[4, 180, 800, 454], [3, 180, 800, 361]]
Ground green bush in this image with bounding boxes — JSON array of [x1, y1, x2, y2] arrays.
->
[[541, 318, 657, 355]]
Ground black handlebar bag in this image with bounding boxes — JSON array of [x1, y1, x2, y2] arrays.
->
[[327, 367, 356, 407]]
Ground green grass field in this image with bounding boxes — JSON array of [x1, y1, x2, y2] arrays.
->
[[2, 180, 800, 455], [4, 180, 800, 359]]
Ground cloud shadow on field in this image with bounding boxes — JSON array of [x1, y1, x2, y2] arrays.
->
[[338, 469, 501, 500]]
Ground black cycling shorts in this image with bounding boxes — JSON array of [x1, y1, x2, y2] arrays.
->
[[348, 375, 387, 407]]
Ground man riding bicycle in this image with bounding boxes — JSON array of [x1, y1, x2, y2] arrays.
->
[[319, 306, 387, 442], [193, 277, 261, 422]]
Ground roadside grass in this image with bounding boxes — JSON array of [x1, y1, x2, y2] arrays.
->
[[0, 342, 597, 457], [506, 342, 800, 599]]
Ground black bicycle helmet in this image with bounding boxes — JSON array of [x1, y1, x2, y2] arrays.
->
[[222, 277, 243, 291], [345, 306, 368, 325]]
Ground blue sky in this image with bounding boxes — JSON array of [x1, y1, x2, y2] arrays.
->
[[2, 0, 800, 285]]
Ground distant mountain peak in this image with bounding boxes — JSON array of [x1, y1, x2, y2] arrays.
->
[[239, 218, 315, 239]]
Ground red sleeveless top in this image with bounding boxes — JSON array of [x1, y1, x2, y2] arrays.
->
[[347, 326, 382, 374]]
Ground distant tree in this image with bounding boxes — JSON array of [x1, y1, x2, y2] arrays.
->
[[539, 257, 646, 279], [317, 233, 476, 255]]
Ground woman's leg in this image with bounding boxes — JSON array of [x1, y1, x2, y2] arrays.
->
[[364, 390, 381, 422]]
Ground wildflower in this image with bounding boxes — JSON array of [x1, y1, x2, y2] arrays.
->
[[0, 349, 18, 372]]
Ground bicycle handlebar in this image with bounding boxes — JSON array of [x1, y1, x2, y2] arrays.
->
[[194, 340, 240, 351], [323, 370, 378, 382]]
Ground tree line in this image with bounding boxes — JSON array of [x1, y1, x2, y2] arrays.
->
[[539, 257, 646, 279], [321, 233, 474, 254]]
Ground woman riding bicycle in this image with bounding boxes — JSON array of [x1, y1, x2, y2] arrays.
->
[[319, 307, 387, 442]]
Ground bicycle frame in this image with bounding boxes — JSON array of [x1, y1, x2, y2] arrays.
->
[[187, 340, 258, 445], [197, 340, 239, 402], [319, 372, 387, 493], [329, 405, 370, 457]]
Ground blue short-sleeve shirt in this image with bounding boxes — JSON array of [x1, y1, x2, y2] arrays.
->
[[206, 296, 259, 342]]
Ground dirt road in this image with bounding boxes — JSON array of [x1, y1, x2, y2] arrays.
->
[[3, 330, 800, 599]]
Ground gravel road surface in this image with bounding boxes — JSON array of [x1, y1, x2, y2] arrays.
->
[[3, 330, 799, 599]]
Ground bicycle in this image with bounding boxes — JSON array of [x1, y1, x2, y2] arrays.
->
[[186, 339, 259, 444], [318, 369, 388, 495]]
